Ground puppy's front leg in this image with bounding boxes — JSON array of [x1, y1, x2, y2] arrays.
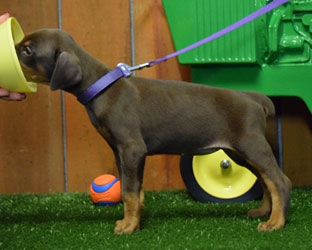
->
[[114, 142, 146, 235]]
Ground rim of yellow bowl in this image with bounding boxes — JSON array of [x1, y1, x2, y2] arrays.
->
[[0, 17, 37, 93]]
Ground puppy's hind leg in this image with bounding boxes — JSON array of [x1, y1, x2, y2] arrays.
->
[[114, 141, 147, 235], [235, 134, 292, 232], [247, 177, 272, 218], [223, 148, 272, 218]]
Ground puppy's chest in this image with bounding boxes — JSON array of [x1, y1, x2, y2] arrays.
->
[[86, 106, 111, 138]]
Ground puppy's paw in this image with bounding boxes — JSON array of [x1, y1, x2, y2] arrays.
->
[[247, 208, 271, 218], [114, 218, 140, 235], [257, 221, 285, 232]]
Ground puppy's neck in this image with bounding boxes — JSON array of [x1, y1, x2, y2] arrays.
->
[[63, 46, 112, 97]]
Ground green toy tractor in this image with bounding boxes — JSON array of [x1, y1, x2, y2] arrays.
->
[[163, 0, 311, 203]]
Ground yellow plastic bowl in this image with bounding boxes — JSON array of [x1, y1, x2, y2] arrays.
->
[[0, 17, 37, 93]]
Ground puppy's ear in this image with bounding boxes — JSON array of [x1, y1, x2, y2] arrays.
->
[[50, 51, 82, 91]]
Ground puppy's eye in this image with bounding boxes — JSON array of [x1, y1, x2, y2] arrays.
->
[[22, 46, 33, 56]]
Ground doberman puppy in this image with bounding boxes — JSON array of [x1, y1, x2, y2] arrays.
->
[[16, 29, 291, 234]]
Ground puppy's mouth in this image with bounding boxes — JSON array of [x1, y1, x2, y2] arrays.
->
[[19, 61, 50, 84], [15, 42, 51, 85]]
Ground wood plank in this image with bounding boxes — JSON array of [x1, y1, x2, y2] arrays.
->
[[134, 0, 190, 190], [63, 0, 187, 191], [0, 0, 64, 194], [281, 98, 312, 187], [1, 0, 311, 194], [62, 0, 131, 192]]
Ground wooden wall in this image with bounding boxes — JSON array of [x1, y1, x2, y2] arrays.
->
[[0, 0, 311, 194], [281, 98, 312, 187], [0, 1, 64, 194]]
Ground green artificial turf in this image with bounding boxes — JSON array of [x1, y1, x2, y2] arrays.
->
[[0, 189, 311, 250]]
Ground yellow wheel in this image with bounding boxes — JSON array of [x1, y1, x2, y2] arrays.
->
[[180, 150, 263, 203]]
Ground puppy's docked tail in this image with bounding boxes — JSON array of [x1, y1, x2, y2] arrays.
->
[[246, 92, 276, 117], [262, 97, 275, 117]]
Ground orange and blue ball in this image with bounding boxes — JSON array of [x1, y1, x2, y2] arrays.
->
[[90, 174, 122, 206]]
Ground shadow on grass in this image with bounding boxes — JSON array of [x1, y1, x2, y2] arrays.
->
[[0, 193, 121, 224], [4, 189, 308, 227], [0, 191, 261, 226]]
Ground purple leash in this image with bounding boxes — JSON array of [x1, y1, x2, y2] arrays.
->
[[78, 0, 290, 105], [150, 0, 290, 66]]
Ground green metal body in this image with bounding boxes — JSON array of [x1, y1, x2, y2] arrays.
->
[[163, 0, 312, 113]]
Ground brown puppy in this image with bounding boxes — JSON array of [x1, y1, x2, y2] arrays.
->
[[16, 29, 291, 234]]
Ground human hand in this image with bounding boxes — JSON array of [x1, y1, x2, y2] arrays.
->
[[0, 13, 26, 101], [0, 88, 26, 101], [0, 13, 9, 24]]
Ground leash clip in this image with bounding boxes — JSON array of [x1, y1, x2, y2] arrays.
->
[[117, 62, 151, 78], [128, 62, 151, 72], [117, 63, 132, 78]]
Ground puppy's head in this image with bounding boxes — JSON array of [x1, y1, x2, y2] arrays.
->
[[15, 29, 82, 91]]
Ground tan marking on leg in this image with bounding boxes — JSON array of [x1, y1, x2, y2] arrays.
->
[[115, 192, 141, 235], [237, 134, 291, 231], [248, 180, 272, 218], [257, 176, 285, 232]]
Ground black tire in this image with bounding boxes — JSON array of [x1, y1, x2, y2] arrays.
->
[[180, 153, 263, 203]]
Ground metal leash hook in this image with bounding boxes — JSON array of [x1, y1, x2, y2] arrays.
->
[[117, 62, 151, 78]]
